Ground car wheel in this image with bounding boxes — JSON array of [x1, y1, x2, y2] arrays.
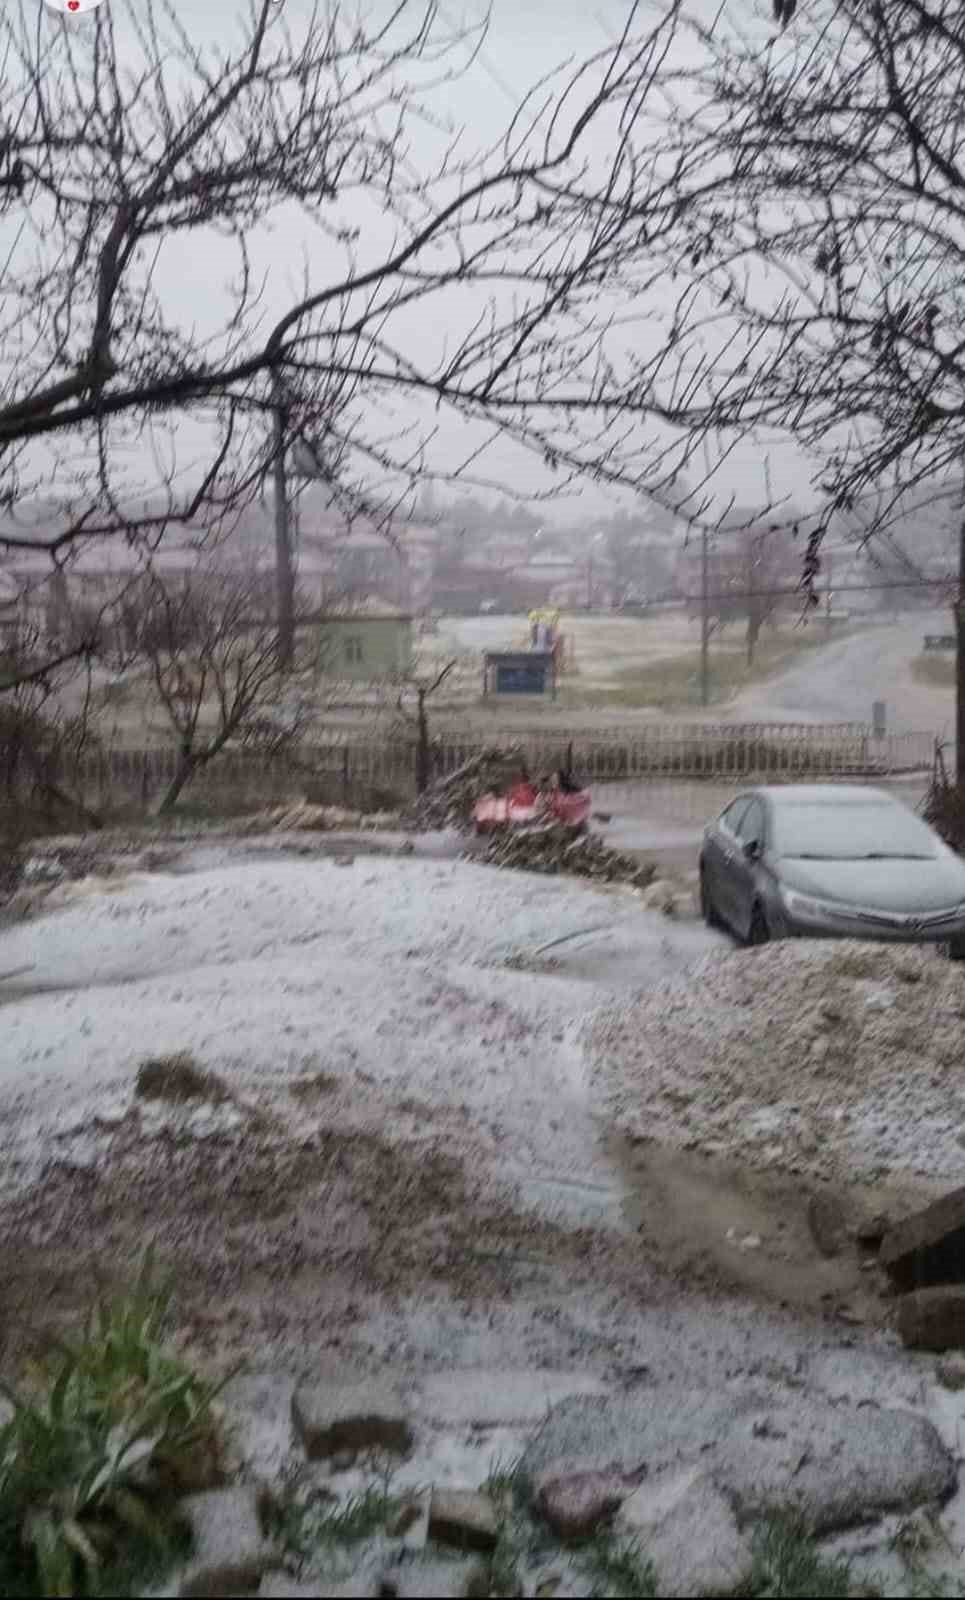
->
[[699, 868, 722, 930], [947, 935, 965, 963], [747, 903, 770, 946]]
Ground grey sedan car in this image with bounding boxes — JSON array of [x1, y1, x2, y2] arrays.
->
[[699, 784, 965, 957]]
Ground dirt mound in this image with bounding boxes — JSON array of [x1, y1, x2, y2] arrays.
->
[[585, 940, 965, 1189]]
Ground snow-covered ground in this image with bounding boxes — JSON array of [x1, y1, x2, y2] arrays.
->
[[0, 855, 725, 1208], [7, 844, 965, 1596]]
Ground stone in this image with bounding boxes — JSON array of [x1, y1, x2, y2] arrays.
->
[[258, 1575, 376, 1599], [219, 1370, 296, 1484], [519, 1384, 954, 1535], [936, 1353, 965, 1392], [641, 878, 676, 911], [416, 1368, 608, 1428], [617, 1468, 753, 1599], [856, 1212, 890, 1249], [291, 1378, 413, 1461], [897, 1287, 965, 1352], [535, 1469, 626, 1540], [807, 1192, 849, 1259], [177, 1486, 277, 1597], [427, 1489, 499, 1552], [380, 1555, 488, 1598], [880, 1187, 965, 1292], [257, 1579, 344, 1599], [387, 1492, 430, 1551]]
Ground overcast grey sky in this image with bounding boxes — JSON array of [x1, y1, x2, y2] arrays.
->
[[10, 0, 822, 543]]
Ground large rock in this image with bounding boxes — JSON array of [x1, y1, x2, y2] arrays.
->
[[380, 1555, 489, 1598], [617, 1468, 753, 1598], [535, 1468, 627, 1541], [897, 1287, 965, 1352], [416, 1368, 607, 1428], [219, 1370, 296, 1484], [427, 1489, 499, 1552], [518, 1383, 955, 1533], [880, 1188, 965, 1292], [291, 1377, 413, 1461], [177, 1486, 277, 1597], [258, 1579, 368, 1599]]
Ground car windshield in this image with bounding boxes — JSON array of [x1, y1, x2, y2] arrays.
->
[[771, 802, 939, 861]]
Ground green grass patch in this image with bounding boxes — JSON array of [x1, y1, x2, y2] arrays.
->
[[575, 1528, 657, 1598], [738, 1515, 868, 1598], [483, 1453, 524, 1506], [0, 1248, 230, 1598], [269, 1476, 408, 1565], [911, 653, 955, 690]]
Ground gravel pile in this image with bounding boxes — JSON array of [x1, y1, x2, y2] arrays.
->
[[585, 940, 965, 1188], [472, 823, 656, 888]]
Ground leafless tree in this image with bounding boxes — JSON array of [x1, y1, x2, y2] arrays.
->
[[0, 628, 103, 827], [121, 564, 321, 814], [631, 0, 965, 760], [686, 519, 801, 666], [395, 656, 458, 794], [0, 0, 744, 695]]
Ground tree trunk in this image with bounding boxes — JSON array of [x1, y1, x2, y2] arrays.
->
[[158, 753, 198, 815], [273, 374, 295, 674], [957, 511, 965, 787], [746, 611, 761, 668], [415, 689, 431, 795]]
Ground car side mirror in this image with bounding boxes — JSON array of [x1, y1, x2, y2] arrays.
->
[[743, 838, 762, 861]]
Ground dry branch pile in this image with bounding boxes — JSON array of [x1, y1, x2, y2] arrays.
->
[[471, 823, 656, 888], [239, 801, 403, 834], [404, 747, 528, 832]]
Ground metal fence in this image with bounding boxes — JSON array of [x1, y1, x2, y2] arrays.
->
[[59, 721, 937, 814]]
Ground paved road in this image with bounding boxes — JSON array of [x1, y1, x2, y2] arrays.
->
[[725, 614, 952, 736]]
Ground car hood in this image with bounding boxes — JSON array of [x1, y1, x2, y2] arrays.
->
[[774, 854, 965, 912]]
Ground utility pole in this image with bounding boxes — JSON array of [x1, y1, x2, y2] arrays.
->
[[272, 369, 295, 674], [700, 524, 710, 707], [826, 549, 833, 636]]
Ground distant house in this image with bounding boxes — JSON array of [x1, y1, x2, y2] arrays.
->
[[301, 604, 414, 680]]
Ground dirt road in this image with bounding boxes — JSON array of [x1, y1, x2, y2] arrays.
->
[[724, 613, 951, 734]]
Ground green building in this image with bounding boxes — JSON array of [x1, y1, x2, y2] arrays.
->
[[303, 610, 414, 680]]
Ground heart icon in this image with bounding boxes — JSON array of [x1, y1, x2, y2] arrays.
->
[[67, 2, 80, 9]]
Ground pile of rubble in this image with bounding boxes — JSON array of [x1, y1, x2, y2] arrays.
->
[[470, 822, 656, 889], [404, 746, 527, 832], [238, 800, 402, 834]]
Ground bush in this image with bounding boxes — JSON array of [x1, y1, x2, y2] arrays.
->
[[922, 775, 965, 855], [0, 1250, 231, 1597], [0, 825, 24, 901]]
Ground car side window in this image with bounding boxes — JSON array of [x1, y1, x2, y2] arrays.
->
[[736, 799, 765, 847], [720, 798, 751, 837]]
